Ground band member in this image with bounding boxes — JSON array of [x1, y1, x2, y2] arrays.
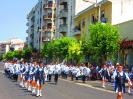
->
[[112, 64, 132, 99], [27, 62, 33, 91], [35, 62, 45, 97], [99, 64, 110, 88], [23, 62, 29, 88], [31, 61, 38, 94], [12, 61, 21, 81], [19, 61, 26, 87], [47, 63, 54, 82], [53, 63, 61, 85]]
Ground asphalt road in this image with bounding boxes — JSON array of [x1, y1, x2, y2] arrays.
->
[[0, 62, 132, 99]]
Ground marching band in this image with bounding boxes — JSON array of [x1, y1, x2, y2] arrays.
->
[[3, 60, 133, 98]]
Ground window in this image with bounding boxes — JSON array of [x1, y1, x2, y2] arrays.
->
[[48, 13, 52, 18], [101, 10, 105, 18], [37, 19, 39, 24], [82, 19, 85, 28], [47, 23, 52, 28], [91, 14, 98, 23], [48, 0, 52, 4], [91, 14, 95, 23]]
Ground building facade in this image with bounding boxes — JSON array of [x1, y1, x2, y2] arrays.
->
[[26, 0, 56, 51], [74, 0, 133, 66], [55, 0, 91, 38], [27, 2, 42, 51], [41, 0, 56, 41], [0, 39, 24, 58]]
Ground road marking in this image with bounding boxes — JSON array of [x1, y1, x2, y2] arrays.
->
[[60, 78, 115, 94]]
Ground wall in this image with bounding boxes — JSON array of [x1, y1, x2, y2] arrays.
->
[[112, 0, 133, 25], [74, 1, 112, 38]]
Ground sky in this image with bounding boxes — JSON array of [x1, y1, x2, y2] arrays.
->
[[0, 0, 38, 42]]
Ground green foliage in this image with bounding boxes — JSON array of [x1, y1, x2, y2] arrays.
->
[[68, 41, 83, 63], [88, 22, 120, 64], [2, 48, 32, 61], [22, 48, 32, 60], [39, 23, 120, 64], [2, 51, 14, 60], [41, 37, 82, 63], [13, 50, 23, 59]]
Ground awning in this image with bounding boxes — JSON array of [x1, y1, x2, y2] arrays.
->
[[121, 40, 133, 49]]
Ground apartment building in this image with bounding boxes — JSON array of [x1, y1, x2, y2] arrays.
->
[[41, 0, 56, 41], [26, 0, 56, 51], [55, 0, 91, 38], [74, 0, 133, 66], [27, 1, 42, 51]]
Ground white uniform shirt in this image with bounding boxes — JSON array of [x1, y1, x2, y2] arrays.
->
[[48, 65, 54, 74], [53, 64, 61, 74], [112, 71, 130, 80]]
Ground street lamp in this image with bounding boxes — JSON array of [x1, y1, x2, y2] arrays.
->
[[83, 0, 101, 22]]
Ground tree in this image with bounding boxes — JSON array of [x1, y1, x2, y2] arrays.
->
[[41, 37, 79, 63], [68, 41, 83, 63], [13, 50, 22, 59], [22, 48, 32, 60], [54, 37, 78, 62], [41, 42, 53, 63], [2, 51, 14, 60], [88, 22, 120, 64]]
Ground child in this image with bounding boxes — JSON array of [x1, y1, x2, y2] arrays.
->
[[35, 62, 45, 97], [112, 64, 132, 99]]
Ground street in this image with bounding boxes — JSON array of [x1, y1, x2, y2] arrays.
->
[[0, 62, 132, 99]]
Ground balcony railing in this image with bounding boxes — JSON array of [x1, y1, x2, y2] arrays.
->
[[43, 15, 52, 20], [60, 0, 67, 5], [59, 24, 67, 33], [73, 27, 81, 36], [26, 30, 29, 33], [42, 26, 52, 32], [26, 22, 29, 26], [59, 9, 68, 18], [92, 17, 108, 24], [43, 3, 56, 9], [42, 36, 51, 42], [30, 34, 34, 39]]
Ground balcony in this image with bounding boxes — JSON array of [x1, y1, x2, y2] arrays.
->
[[42, 36, 51, 42], [42, 26, 52, 32], [30, 34, 34, 39], [43, 3, 56, 9], [43, 15, 52, 20], [60, 0, 67, 5], [26, 30, 29, 33], [92, 17, 108, 24], [30, 42, 33, 48], [59, 24, 67, 33], [26, 37, 28, 41], [73, 27, 81, 36], [59, 9, 68, 18], [26, 22, 29, 26]]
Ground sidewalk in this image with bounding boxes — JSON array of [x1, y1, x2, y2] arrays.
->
[[60, 77, 130, 93]]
